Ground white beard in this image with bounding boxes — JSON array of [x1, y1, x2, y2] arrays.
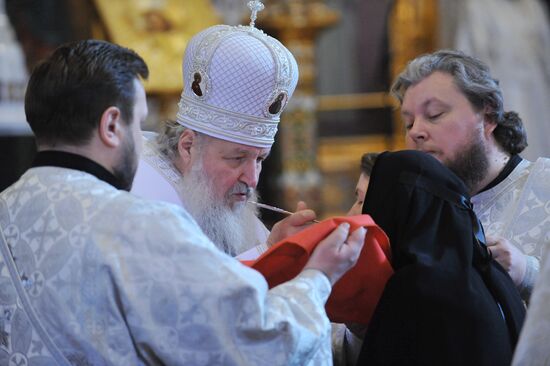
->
[[179, 160, 261, 256]]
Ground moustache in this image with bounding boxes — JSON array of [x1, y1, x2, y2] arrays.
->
[[227, 182, 252, 198]]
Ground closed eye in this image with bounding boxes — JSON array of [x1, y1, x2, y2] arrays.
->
[[226, 156, 245, 162], [427, 112, 443, 120]]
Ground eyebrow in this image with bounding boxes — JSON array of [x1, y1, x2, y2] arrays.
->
[[423, 98, 449, 109], [402, 98, 448, 116], [231, 149, 271, 158]]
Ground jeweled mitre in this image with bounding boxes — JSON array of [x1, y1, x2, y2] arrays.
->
[[176, 24, 299, 148]]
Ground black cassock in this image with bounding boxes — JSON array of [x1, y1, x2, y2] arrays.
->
[[356, 150, 525, 366]]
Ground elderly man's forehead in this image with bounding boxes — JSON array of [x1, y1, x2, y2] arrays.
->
[[232, 144, 271, 157], [204, 135, 271, 155]]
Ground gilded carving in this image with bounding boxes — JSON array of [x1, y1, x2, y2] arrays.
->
[[93, 0, 220, 93]]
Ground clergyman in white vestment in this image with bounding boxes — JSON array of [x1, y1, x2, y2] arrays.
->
[[392, 49, 550, 300]]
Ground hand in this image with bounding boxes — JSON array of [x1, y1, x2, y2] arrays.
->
[[486, 236, 527, 286], [267, 201, 317, 247], [304, 223, 366, 286]]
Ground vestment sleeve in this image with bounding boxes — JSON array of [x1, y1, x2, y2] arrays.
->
[[100, 202, 332, 366], [512, 246, 550, 365], [331, 323, 363, 366], [518, 254, 540, 300]]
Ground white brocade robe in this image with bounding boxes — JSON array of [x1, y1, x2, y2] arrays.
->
[[472, 157, 550, 298], [0, 167, 332, 365]]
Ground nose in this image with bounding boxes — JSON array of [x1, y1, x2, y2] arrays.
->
[[407, 118, 428, 144], [239, 160, 259, 189]]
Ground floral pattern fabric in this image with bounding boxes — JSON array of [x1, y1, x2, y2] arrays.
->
[[472, 157, 550, 298]]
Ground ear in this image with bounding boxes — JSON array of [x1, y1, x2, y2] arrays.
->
[[98, 106, 124, 148], [177, 129, 197, 170], [482, 108, 498, 138]]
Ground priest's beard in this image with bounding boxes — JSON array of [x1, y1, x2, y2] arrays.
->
[[445, 131, 489, 194], [180, 160, 261, 256], [113, 130, 138, 191]]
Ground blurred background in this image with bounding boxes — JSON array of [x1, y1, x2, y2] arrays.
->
[[1, 0, 548, 223]]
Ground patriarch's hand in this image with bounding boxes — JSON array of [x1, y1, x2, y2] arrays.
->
[[267, 201, 317, 247]]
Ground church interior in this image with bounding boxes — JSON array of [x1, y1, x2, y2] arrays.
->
[[1, 0, 548, 224]]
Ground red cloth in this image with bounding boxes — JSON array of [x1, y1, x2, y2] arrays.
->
[[243, 215, 393, 324]]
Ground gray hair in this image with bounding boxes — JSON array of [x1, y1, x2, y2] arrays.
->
[[391, 49, 527, 155], [156, 120, 205, 163]]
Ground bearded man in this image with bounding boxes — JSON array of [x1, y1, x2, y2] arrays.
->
[[392, 49, 550, 300], [132, 23, 314, 256]]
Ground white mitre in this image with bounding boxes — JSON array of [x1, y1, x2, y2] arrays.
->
[[176, 1, 299, 148]]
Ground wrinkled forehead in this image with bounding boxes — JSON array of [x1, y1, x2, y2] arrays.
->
[[200, 134, 271, 156]]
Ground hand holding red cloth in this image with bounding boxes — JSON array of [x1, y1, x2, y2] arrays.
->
[[242, 215, 393, 324]]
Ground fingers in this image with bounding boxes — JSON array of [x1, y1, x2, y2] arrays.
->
[[486, 236, 511, 248], [286, 208, 316, 226], [345, 227, 367, 252], [485, 236, 500, 246], [485, 236, 504, 259], [319, 223, 365, 253], [267, 207, 317, 246], [485, 237, 511, 259], [323, 222, 350, 246], [483, 236, 526, 286], [487, 245, 496, 259], [339, 227, 366, 266], [308, 222, 351, 255], [278, 201, 315, 225], [487, 245, 502, 261], [304, 223, 367, 285], [295, 200, 308, 211]]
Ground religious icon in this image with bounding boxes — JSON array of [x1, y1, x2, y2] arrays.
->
[[92, 0, 219, 94], [269, 92, 286, 114], [192, 72, 203, 96]]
